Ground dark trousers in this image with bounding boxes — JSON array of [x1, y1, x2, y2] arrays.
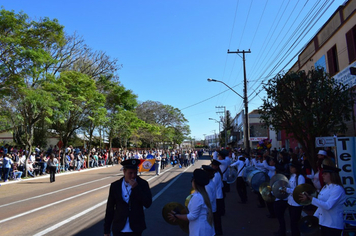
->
[[213, 211, 223, 235], [236, 177, 247, 202], [223, 180, 230, 193], [266, 200, 275, 216], [114, 232, 142, 236], [274, 200, 288, 235], [289, 205, 303, 236], [49, 166, 56, 182], [320, 226, 342, 236]]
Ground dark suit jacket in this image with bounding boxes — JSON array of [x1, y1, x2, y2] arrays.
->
[[104, 176, 152, 235]]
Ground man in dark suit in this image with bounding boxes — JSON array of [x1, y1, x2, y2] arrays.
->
[[104, 159, 152, 236]]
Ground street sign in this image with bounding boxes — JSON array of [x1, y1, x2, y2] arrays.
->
[[315, 137, 335, 147]]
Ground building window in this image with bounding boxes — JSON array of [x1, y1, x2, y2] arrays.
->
[[346, 25, 356, 63], [327, 45, 339, 76]]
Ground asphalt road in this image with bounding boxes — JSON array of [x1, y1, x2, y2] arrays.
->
[[0, 155, 280, 236]]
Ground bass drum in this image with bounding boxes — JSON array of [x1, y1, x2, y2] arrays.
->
[[227, 166, 238, 184], [243, 166, 256, 180], [246, 170, 270, 192]]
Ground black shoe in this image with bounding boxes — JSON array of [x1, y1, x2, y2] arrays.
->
[[266, 214, 276, 218]]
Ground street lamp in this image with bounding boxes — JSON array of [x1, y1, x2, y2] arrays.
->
[[207, 78, 243, 99], [207, 78, 250, 154]]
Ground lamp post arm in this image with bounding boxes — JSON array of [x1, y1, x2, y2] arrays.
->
[[219, 81, 244, 99]]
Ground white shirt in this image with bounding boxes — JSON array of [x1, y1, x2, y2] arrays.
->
[[205, 180, 217, 212], [121, 180, 133, 232], [262, 160, 275, 179], [212, 151, 218, 159], [213, 172, 223, 199], [312, 184, 346, 229], [214, 156, 230, 181], [230, 160, 246, 177], [287, 174, 305, 206], [187, 192, 214, 236]]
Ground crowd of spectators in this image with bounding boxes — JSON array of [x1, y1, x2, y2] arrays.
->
[[0, 143, 205, 182]]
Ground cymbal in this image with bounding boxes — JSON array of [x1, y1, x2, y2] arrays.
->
[[298, 215, 319, 235], [162, 202, 186, 225], [261, 186, 275, 202], [272, 179, 289, 199], [185, 194, 193, 208], [270, 174, 288, 187], [259, 182, 270, 195], [293, 183, 317, 205]]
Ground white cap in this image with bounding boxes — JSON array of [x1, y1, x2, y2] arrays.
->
[[318, 150, 327, 156]]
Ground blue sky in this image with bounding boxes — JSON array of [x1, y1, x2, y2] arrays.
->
[[1, 0, 346, 141]]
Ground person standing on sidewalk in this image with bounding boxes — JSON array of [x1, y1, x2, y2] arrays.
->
[[155, 152, 161, 175], [48, 154, 58, 183]]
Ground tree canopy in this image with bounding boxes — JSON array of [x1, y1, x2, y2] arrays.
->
[[259, 68, 354, 166], [0, 9, 190, 152]]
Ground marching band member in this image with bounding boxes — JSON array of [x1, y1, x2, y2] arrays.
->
[[230, 155, 247, 204], [286, 161, 305, 236], [104, 159, 152, 236], [299, 161, 346, 236], [168, 169, 214, 236], [202, 165, 217, 220], [211, 159, 224, 235]]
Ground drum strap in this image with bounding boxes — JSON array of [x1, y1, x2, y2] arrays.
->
[[237, 164, 246, 176]]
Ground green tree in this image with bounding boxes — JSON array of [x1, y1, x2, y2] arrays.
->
[[50, 71, 106, 162], [259, 68, 354, 167], [135, 101, 190, 148], [0, 9, 66, 176]]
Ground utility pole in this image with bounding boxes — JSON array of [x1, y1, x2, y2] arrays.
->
[[216, 106, 226, 148], [227, 49, 251, 154]]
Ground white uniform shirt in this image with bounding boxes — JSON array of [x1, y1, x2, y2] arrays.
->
[[244, 158, 250, 167], [287, 174, 305, 206], [230, 160, 246, 177], [187, 192, 214, 236], [205, 180, 217, 212], [262, 160, 275, 179], [213, 172, 223, 199], [214, 156, 230, 181], [121, 180, 133, 232], [312, 184, 346, 229]]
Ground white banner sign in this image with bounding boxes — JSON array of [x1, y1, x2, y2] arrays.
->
[[336, 137, 356, 211], [315, 137, 335, 147]]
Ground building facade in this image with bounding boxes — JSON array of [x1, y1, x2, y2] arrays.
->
[[283, 0, 356, 149]]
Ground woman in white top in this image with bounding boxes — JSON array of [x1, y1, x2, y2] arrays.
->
[[48, 154, 58, 183], [299, 161, 346, 236], [169, 169, 214, 236], [286, 161, 305, 236]]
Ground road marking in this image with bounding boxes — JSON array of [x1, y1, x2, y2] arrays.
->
[[0, 176, 114, 208], [31, 165, 192, 235], [32, 200, 108, 236], [152, 166, 191, 201], [0, 185, 109, 224]]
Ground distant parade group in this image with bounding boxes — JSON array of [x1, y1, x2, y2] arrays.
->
[[103, 145, 348, 236]]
